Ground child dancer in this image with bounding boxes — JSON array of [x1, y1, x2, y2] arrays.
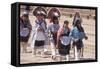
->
[[57, 20, 71, 61], [47, 8, 60, 60], [48, 17, 60, 60], [20, 11, 32, 53], [31, 7, 47, 57], [70, 20, 88, 60], [72, 12, 83, 58]]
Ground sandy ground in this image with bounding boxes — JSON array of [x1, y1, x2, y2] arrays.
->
[[20, 12, 96, 64]]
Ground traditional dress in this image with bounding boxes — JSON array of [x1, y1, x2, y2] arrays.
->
[[47, 8, 61, 59], [48, 23, 60, 45], [31, 7, 48, 56], [47, 23, 60, 56], [70, 26, 86, 60], [20, 17, 32, 53], [70, 26, 85, 50], [31, 20, 47, 55], [57, 27, 71, 56]]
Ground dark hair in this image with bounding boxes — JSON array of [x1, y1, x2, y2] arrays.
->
[[75, 20, 81, 26], [73, 12, 81, 26], [63, 20, 69, 28], [64, 20, 69, 24], [22, 14, 28, 18], [75, 20, 84, 32], [52, 16, 58, 20], [51, 16, 59, 24], [77, 26, 84, 32]]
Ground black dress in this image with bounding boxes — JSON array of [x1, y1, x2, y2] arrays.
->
[[58, 32, 71, 56]]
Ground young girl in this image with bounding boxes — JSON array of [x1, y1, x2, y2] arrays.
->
[[31, 7, 47, 57], [20, 11, 32, 53], [57, 20, 71, 61], [70, 20, 88, 60], [72, 12, 83, 58], [47, 8, 60, 60], [48, 17, 60, 60]]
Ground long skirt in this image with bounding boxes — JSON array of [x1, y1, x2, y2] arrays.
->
[[34, 40, 45, 47], [58, 40, 70, 56]]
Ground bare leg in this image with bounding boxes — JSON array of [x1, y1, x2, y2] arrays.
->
[[22, 42, 28, 53], [73, 46, 75, 59], [81, 47, 84, 58], [50, 42, 56, 60], [66, 55, 69, 61], [32, 46, 37, 56], [78, 49, 81, 59], [59, 56, 62, 61], [44, 45, 48, 55], [40, 47, 45, 57], [74, 46, 78, 60], [20, 42, 23, 53]]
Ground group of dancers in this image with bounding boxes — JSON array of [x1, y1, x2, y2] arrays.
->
[[20, 6, 88, 61]]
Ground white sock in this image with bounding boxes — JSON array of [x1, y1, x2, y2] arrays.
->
[[66, 55, 69, 61], [75, 46, 78, 60], [50, 42, 56, 56]]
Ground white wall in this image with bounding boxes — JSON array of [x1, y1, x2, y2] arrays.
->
[[0, 0, 99, 69]]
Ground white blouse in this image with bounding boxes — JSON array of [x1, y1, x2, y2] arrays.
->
[[32, 20, 47, 41]]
